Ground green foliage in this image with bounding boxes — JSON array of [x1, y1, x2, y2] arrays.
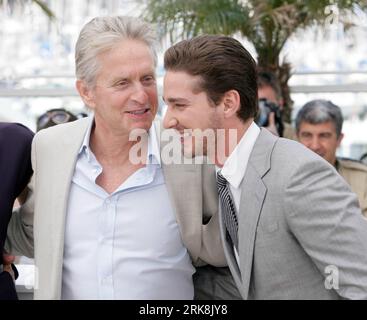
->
[[144, 0, 360, 66], [0, 0, 55, 19], [33, 0, 55, 19], [142, 0, 366, 121]]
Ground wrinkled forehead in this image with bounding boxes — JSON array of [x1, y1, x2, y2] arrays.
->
[[94, 40, 156, 80]]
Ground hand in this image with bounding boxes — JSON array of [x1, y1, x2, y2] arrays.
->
[[17, 186, 29, 206], [3, 254, 15, 280], [265, 112, 279, 136]]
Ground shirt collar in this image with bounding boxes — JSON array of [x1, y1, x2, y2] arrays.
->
[[79, 115, 161, 167], [219, 121, 260, 189], [78, 115, 95, 162], [147, 122, 161, 166]]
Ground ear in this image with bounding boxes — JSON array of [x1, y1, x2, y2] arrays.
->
[[222, 90, 240, 119], [76, 80, 96, 109], [337, 132, 344, 147]]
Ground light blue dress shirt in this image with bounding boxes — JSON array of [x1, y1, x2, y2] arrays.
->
[[61, 117, 195, 299]]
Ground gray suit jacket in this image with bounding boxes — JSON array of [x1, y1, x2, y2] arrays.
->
[[198, 128, 367, 300], [6, 118, 227, 299], [230, 129, 367, 299]]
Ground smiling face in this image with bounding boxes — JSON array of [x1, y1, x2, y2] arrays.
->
[[163, 70, 223, 158], [77, 39, 158, 136], [297, 121, 344, 165]]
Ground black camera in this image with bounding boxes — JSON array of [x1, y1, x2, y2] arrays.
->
[[255, 98, 284, 137]]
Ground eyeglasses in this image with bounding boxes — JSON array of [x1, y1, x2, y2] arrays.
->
[[37, 110, 72, 129]]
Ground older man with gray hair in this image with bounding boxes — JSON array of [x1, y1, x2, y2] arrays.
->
[[296, 99, 367, 217], [6, 16, 227, 300]]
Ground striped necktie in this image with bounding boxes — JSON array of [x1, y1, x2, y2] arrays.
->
[[216, 171, 239, 250]]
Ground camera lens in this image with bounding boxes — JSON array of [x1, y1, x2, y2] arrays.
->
[[256, 99, 270, 126]]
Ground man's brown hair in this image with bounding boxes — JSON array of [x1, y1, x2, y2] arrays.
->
[[164, 35, 258, 122], [257, 70, 282, 99]]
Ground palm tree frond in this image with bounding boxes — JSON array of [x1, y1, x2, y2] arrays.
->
[[142, 0, 367, 122], [0, 0, 55, 19], [32, 0, 56, 19]]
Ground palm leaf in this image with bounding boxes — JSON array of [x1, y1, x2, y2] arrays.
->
[[32, 0, 55, 19], [142, 0, 367, 121], [0, 0, 55, 19]]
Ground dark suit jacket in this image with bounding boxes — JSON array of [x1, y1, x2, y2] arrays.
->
[[0, 122, 33, 300]]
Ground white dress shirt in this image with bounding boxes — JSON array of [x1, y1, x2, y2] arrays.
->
[[62, 117, 195, 300], [217, 122, 260, 264]]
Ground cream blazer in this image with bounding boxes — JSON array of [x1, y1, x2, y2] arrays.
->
[[6, 118, 226, 299]]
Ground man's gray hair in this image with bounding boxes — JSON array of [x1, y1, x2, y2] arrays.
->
[[295, 99, 344, 138], [75, 16, 157, 87]]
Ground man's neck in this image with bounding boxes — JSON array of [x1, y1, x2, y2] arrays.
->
[[214, 118, 253, 167], [90, 123, 148, 167]]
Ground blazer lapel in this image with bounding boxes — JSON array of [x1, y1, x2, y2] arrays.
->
[[162, 163, 203, 263], [238, 165, 267, 299], [156, 122, 203, 263], [218, 165, 267, 299], [218, 203, 244, 295], [48, 118, 90, 298], [237, 129, 277, 299]]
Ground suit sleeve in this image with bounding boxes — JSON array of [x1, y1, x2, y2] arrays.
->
[[193, 265, 242, 300], [5, 137, 36, 258], [284, 157, 367, 299], [0, 271, 18, 300], [14, 123, 34, 198], [195, 164, 227, 267]]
